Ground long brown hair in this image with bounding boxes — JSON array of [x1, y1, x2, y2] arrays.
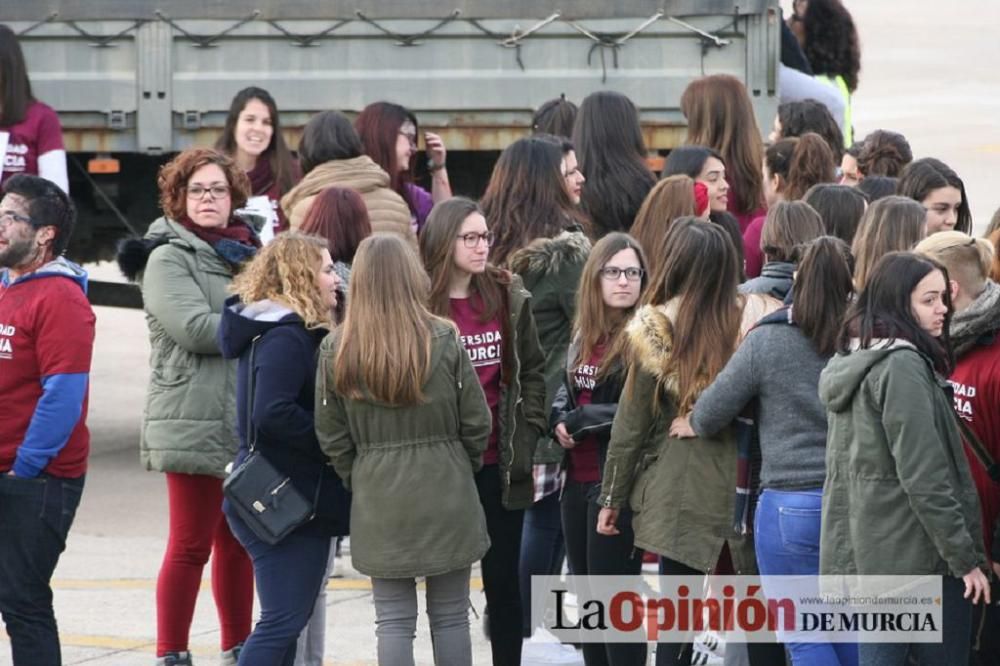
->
[[482, 136, 586, 266], [630, 175, 696, 279], [333, 233, 440, 405], [573, 233, 648, 380], [645, 219, 742, 412], [681, 75, 764, 216], [792, 236, 855, 355], [215, 87, 298, 195], [299, 186, 372, 264], [851, 195, 927, 290], [0, 25, 34, 126], [419, 196, 513, 381], [765, 133, 837, 201]]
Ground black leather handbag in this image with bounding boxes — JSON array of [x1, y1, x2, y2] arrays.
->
[[223, 336, 320, 545]]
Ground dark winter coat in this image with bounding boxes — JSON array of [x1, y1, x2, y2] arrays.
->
[[217, 296, 350, 537]]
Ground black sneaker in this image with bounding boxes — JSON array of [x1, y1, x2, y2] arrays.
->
[[156, 652, 193, 666]]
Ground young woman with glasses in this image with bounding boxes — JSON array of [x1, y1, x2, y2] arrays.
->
[[550, 232, 650, 666], [419, 196, 548, 666]]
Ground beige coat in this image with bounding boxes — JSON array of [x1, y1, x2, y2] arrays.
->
[[281, 156, 415, 245]]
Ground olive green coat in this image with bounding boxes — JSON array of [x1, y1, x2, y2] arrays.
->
[[508, 230, 591, 465], [819, 341, 986, 577], [598, 303, 767, 574], [492, 276, 549, 509], [136, 218, 239, 478], [315, 320, 492, 578]]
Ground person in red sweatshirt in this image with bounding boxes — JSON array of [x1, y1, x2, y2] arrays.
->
[[0, 173, 95, 665], [916, 233, 1000, 565]]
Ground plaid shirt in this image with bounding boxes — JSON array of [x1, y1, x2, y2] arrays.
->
[[532, 462, 563, 502]]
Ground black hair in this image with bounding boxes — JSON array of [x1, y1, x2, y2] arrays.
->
[[803, 183, 867, 245], [533, 95, 578, 138], [839, 251, 954, 375], [215, 86, 297, 194], [663, 145, 725, 180], [803, 0, 861, 93], [856, 176, 898, 203], [572, 91, 656, 236], [297, 111, 363, 175], [3, 174, 76, 256], [0, 24, 35, 126], [777, 99, 844, 161], [897, 158, 972, 234]]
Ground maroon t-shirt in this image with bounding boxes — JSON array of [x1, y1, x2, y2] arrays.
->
[[450, 295, 503, 465], [1, 101, 64, 187], [568, 344, 605, 483]]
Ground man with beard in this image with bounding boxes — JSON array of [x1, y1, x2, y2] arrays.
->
[[0, 173, 95, 665]]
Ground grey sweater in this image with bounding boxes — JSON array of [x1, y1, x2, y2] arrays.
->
[[690, 317, 829, 489]]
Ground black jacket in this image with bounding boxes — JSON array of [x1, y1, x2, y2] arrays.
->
[[218, 295, 350, 537], [549, 336, 625, 478]]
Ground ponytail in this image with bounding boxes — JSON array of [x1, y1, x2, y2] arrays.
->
[[765, 133, 836, 201], [792, 236, 855, 356]]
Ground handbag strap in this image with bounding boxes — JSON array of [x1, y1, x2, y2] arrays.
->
[[245, 335, 261, 452], [956, 414, 1000, 484], [246, 332, 324, 513]]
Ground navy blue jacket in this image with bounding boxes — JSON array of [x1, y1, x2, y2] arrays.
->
[[218, 295, 349, 537]]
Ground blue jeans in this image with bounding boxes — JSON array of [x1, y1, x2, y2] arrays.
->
[[520, 490, 565, 637], [755, 488, 857, 666], [0, 474, 84, 666], [225, 501, 331, 666]]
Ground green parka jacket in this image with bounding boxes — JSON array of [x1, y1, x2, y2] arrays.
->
[[123, 218, 239, 478], [315, 319, 492, 578], [597, 304, 762, 574], [490, 275, 549, 509], [508, 229, 591, 465], [818, 341, 986, 577]]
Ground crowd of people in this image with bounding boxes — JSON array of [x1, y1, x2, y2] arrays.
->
[[2, 1, 1000, 666]]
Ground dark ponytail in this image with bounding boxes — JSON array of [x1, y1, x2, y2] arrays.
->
[[792, 236, 854, 355]]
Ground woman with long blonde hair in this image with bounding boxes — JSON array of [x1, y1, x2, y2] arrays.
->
[[217, 232, 350, 665], [419, 196, 547, 665], [316, 233, 491, 666]]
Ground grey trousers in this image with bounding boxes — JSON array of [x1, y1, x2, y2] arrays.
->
[[293, 538, 338, 666], [371, 566, 472, 666]]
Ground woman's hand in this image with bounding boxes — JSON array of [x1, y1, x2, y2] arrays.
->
[[597, 507, 620, 535], [425, 132, 447, 170], [669, 414, 696, 439], [963, 566, 992, 605], [555, 422, 576, 449]]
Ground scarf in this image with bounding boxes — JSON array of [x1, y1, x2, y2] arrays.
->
[[951, 280, 1000, 357], [246, 158, 275, 196], [178, 216, 260, 267]]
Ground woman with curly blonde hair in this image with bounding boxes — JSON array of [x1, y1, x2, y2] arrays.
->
[[218, 232, 350, 666]]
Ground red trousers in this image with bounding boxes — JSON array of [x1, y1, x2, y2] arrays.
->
[[156, 473, 253, 655]]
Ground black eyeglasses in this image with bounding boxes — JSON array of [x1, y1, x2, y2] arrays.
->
[[186, 185, 231, 200], [600, 266, 644, 281], [457, 231, 495, 249], [0, 210, 32, 227]]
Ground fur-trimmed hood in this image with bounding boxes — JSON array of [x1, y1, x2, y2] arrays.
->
[[624, 294, 782, 399], [626, 304, 677, 386], [507, 229, 591, 277]]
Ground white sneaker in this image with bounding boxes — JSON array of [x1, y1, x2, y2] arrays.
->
[[521, 629, 583, 665]]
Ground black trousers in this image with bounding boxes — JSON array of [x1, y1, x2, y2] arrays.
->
[[476, 464, 526, 666], [561, 479, 648, 666], [655, 555, 786, 666]]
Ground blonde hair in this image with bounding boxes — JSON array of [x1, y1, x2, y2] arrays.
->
[[333, 233, 442, 405], [230, 232, 333, 329], [915, 231, 993, 295]]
